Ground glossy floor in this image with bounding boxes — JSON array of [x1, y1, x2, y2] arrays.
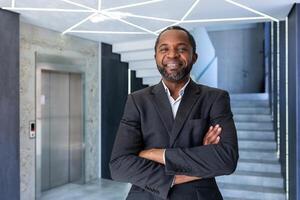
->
[[41, 179, 131, 200]]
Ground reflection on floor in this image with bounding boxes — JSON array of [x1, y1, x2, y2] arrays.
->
[[41, 179, 131, 200]]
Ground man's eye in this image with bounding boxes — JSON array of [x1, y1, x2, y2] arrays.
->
[[159, 48, 168, 52], [178, 48, 187, 52]]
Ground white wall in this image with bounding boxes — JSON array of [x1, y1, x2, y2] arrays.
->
[[191, 27, 218, 88]]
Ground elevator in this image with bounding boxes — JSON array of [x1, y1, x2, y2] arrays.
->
[[36, 65, 85, 198]]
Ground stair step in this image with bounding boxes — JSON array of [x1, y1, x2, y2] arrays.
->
[[216, 172, 284, 188], [219, 183, 285, 200], [239, 149, 278, 161], [234, 114, 272, 122], [232, 107, 270, 114], [235, 122, 273, 131], [143, 76, 161, 85], [236, 160, 281, 173], [121, 50, 153, 62], [129, 60, 156, 70], [136, 68, 160, 78], [229, 93, 268, 101], [113, 39, 155, 53], [230, 100, 269, 107], [237, 130, 275, 140], [238, 140, 276, 150]]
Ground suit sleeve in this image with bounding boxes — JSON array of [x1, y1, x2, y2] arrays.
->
[[110, 94, 174, 199], [164, 91, 239, 178]]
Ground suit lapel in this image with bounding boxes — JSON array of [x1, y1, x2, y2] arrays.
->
[[150, 82, 174, 135], [170, 80, 201, 146]]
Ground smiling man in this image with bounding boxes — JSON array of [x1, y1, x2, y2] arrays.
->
[[110, 26, 239, 200]]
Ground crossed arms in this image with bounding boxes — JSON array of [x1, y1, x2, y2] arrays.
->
[[110, 91, 238, 199]]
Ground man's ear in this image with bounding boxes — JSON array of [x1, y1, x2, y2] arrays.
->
[[192, 53, 198, 64]]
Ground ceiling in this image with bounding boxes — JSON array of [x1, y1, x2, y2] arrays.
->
[[0, 0, 299, 43]]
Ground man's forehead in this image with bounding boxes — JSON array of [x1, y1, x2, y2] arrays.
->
[[158, 29, 190, 44]]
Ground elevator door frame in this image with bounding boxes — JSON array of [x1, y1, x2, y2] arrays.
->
[[35, 61, 86, 200]]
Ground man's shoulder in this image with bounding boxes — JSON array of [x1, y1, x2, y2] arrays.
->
[[130, 86, 153, 96], [196, 83, 229, 96]]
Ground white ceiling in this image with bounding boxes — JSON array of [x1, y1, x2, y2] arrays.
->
[[0, 0, 299, 43]]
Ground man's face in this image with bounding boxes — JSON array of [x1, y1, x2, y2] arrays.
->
[[155, 29, 197, 82]]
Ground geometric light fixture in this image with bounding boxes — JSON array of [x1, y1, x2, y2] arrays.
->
[[3, 0, 279, 36]]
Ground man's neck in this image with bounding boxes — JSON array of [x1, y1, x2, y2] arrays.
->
[[162, 76, 190, 99]]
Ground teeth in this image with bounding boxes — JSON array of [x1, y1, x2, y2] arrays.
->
[[167, 63, 177, 67]]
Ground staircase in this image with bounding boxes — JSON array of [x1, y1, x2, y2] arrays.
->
[[216, 94, 286, 200], [112, 38, 159, 86]]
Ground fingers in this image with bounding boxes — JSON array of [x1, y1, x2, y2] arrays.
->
[[203, 124, 222, 145]]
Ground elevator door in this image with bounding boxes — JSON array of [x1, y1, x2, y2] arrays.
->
[[41, 70, 83, 191]]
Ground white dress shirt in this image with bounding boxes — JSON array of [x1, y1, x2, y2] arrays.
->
[[161, 78, 191, 187]]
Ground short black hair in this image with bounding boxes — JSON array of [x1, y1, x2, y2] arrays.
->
[[154, 26, 196, 54]]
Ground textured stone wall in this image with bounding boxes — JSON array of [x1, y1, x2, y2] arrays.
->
[[20, 22, 99, 200]]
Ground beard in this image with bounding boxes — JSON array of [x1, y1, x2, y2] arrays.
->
[[156, 62, 192, 82]]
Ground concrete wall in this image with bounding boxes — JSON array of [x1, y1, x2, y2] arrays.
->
[[20, 23, 99, 200], [208, 24, 264, 93]]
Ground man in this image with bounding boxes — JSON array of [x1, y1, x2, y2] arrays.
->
[[110, 26, 238, 200]]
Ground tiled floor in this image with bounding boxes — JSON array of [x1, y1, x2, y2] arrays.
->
[[40, 179, 131, 200]]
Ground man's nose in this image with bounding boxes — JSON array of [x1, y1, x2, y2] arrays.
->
[[167, 49, 179, 58]]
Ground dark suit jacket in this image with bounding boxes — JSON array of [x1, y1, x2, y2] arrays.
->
[[110, 80, 239, 200]]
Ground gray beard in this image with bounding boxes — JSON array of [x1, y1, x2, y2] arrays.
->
[[156, 64, 192, 82]]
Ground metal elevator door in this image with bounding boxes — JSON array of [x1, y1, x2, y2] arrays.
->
[[41, 70, 83, 191]]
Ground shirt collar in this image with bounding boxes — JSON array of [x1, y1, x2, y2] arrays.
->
[[162, 78, 190, 98]]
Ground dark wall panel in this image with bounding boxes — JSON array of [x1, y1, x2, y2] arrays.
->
[[288, 4, 300, 200], [0, 9, 20, 200], [101, 43, 128, 179], [279, 21, 286, 185], [131, 70, 147, 93]]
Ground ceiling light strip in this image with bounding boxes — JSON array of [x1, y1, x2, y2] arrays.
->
[[2, 7, 94, 12], [60, 0, 97, 11], [124, 13, 179, 23], [103, 0, 163, 12], [98, 0, 101, 11], [183, 16, 268, 23], [180, 0, 200, 21], [62, 12, 98, 34], [154, 0, 199, 34], [11, 0, 15, 8], [102, 12, 158, 35], [69, 30, 148, 34], [225, 0, 279, 22]]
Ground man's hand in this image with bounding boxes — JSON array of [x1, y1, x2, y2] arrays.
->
[[173, 125, 222, 186], [203, 124, 222, 145], [138, 125, 222, 185]]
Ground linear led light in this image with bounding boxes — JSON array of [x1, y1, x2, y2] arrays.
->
[[62, 13, 98, 34], [180, 0, 200, 21], [103, 0, 163, 12], [182, 16, 268, 23], [2, 7, 94, 12], [98, 0, 101, 10], [11, 0, 15, 8], [225, 0, 279, 22], [69, 30, 148, 34], [90, 11, 129, 23], [102, 11, 158, 35], [124, 13, 179, 23], [154, 0, 198, 33], [60, 0, 97, 11]]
